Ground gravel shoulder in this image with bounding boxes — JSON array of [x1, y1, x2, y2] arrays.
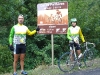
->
[[62, 68, 100, 75], [61, 57, 100, 75]]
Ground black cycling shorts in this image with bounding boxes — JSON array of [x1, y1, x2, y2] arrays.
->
[[13, 44, 26, 54], [69, 42, 80, 50]]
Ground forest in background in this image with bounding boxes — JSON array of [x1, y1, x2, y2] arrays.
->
[[0, 0, 100, 73]]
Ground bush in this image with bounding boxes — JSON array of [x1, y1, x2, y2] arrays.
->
[[0, 44, 13, 74]]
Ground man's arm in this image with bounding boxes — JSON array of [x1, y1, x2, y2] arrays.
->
[[26, 29, 37, 36], [9, 27, 14, 45], [79, 28, 85, 42], [26, 26, 40, 36]]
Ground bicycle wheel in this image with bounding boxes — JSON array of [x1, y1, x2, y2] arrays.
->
[[58, 52, 75, 72], [84, 50, 94, 67]]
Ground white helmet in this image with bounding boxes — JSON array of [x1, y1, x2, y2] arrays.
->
[[71, 18, 77, 22]]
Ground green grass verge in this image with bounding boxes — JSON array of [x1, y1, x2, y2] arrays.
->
[[2, 58, 100, 75]]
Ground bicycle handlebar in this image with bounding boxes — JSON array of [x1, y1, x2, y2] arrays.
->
[[85, 42, 95, 47], [83, 42, 95, 50]]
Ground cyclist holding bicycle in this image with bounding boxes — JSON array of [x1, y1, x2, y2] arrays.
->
[[67, 18, 85, 60]]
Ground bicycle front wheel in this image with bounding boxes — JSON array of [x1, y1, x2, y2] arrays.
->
[[58, 52, 75, 72], [84, 50, 94, 67]]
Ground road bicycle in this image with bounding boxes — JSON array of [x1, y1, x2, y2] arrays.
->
[[58, 42, 95, 72]]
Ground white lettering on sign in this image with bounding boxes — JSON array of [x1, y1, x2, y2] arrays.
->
[[49, 26, 56, 28], [38, 2, 65, 7]]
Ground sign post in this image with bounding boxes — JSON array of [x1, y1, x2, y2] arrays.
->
[[37, 1, 68, 66], [51, 34, 54, 66]]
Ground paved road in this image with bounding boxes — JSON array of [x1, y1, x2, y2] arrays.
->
[[62, 68, 100, 75]]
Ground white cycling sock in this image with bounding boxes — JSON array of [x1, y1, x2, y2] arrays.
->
[[14, 72, 17, 74], [78, 53, 83, 59], [21, 70, 24, 72]]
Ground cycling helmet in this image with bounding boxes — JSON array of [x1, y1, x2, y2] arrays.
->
[[71, 18, 77, 22]]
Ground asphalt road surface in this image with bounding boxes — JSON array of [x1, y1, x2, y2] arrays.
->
[[62, 68, 100, 75]]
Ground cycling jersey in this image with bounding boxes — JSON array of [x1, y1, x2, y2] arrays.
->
[[9, 23, 37, 45], [67, 26, 85, 43]]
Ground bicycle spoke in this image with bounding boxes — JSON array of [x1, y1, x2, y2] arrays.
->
[[84, 50, 94, 67], [58, 52, 75, 72]]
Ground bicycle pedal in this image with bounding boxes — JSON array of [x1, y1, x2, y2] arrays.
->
[[79, 63, 82, 67], [78, 67, 81, 69], [77, 62, 82, 67], [78, 67, 82, 70]]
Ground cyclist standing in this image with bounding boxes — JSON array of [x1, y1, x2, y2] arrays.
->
[[67, 18, 85, 61], [9, 14, 40, 75]]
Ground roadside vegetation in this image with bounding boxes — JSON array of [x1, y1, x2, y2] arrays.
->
[[0, 0, 100, 74], [2, 57, 100, 75]]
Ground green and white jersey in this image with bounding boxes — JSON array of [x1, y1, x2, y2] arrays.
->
[[9, 24, 37, 45], [67, 26, 85, 43], [13, 25, 27, 44]]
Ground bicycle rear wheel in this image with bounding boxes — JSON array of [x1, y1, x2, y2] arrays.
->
[[58, 52, 75, 72], [84, 50, 94, 67]]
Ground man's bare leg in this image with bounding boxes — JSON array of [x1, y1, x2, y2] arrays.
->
[[13, 54, 19, 73]]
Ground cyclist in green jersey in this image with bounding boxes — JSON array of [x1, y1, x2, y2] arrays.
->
[[67, 18, 85, 61], [9, 14, 40, 75]]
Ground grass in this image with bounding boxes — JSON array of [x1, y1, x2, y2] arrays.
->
[[1, 65, 64, 75], [1, 57, 100, 75]]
